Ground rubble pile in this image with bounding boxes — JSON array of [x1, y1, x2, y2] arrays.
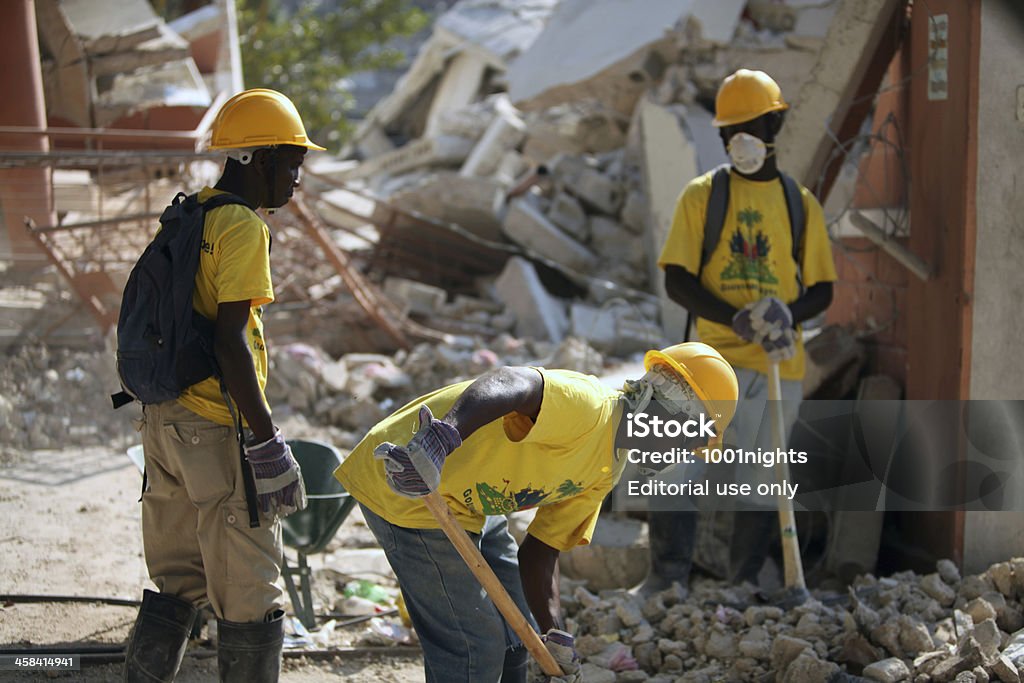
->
[[553, 559, 1024, 683], [316, 0, 849, 355], [266, 334, 607, 449], [0, 343, 137, 456]]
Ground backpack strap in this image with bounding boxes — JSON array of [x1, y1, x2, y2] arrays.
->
[[779, 172, 806, 292], [700, 164, 733, 277], [684, 164, 731, 342]]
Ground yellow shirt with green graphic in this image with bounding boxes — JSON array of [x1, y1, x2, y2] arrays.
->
[[335, 369, 626, 552], [176, 187, 274, 425], [658, 169, 837, 380]]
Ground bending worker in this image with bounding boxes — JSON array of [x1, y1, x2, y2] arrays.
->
[[335, 342, 738, 682], [639, 68, 837, 595]]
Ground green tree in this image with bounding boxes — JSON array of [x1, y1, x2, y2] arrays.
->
[[236, 0, 429, 150]]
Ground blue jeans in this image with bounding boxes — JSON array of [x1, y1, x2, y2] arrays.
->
[[360, 504, 535, 683]]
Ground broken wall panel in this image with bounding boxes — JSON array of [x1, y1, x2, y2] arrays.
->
[[775, 0, 907, 189]]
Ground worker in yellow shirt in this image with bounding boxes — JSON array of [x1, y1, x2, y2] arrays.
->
[[643, 69, 838, 596], [336, 342, 738, 683]]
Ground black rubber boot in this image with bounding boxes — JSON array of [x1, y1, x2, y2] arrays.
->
[[123, 589, 198, 682], [500, 645, 528, 683], [729, 510, 777, 585], [634, 511, 698, 598], [217, 610, 284, 683]]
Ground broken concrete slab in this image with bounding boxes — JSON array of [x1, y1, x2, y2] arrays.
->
[[492, 256, 568, 342], [546, 192, 588, 243], [59, 0, 163, 55], [589, 216, 645, 268], [434, 0, 558, 67], [507, 0, 693, 110], [549, 154, 624, 215], [388, 171, 507, 243], [341, 135, 476, 182], [93, 58, 210, 127], [521, 101, 628, 161], [383, 277, 447, 317], [503, 198, 599, 273], [460, 97, 527, 178], [424, 51, 490, 139], [637, 96, 698, 343]]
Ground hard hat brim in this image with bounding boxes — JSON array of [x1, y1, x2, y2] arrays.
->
[[712, 101, 789, 128]]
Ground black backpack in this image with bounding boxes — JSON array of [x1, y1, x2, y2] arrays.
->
[[112, 192, 251, 408], [683, 164, 807, 340]]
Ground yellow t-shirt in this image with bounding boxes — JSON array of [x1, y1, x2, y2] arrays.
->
[[176, 187, 275, 425], [657, 169, 837, 380], [335, 369, 626, 552]]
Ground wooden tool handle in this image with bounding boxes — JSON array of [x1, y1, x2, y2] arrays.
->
[[421, 492, 563, 676], [767, 362, 807, 591]]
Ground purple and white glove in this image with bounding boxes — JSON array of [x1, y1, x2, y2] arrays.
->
[[243, 428, 307, 516], [763, 325, 797, 362], [373, 405, 462, 498], [731, 303, 759, 343], [531, 629, 582, 683]]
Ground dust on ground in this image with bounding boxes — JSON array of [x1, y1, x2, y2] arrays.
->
[[0, 444, 425, 682]]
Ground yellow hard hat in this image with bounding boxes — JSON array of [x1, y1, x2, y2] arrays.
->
[[712, 69, 788, 128], [208, 88, 326, 152], [644, 342, 739, 438]]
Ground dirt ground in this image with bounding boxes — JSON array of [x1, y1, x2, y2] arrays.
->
[[0, 442, 425, 682]]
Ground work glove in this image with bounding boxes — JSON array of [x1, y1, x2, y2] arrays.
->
[[243, 428, 307, 516], [732, 297, 793, 343], [531, 629, 582, 683], [763, 325, 797, 362], [373, 405, 462, 498]]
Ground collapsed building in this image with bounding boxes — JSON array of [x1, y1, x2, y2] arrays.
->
[[3, 0, 1024, 679]]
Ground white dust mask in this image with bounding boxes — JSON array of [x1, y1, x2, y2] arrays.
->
[[727, 132, 773, 175]]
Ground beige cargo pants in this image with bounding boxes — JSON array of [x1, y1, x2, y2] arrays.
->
[[140, 400, 283, 623]]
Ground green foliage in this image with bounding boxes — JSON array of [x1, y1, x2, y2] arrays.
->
[[237, 0, 429, 150]]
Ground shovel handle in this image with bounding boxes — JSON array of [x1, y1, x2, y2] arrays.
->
[[421, 492, 562, 676], [767, 362, 807, 591]]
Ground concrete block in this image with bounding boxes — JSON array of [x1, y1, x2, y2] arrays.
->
[[570, 303, 618, 352], [550, 154, 624, 215], [571, 303, 663, 355], [503, 198, 598, 272], [493, 256, 568, 342], [425, 51, 489, 138], [460, 97, 527, 178], [383, 277, 447, 316], [589, 215, 644, 267], [389, 172, 507, 243], [546, 191, 588, 242]]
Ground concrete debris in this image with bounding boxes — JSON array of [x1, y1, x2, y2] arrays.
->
[[492, 256, 570, 343], [503, 198, 599, 273], [0, 343, 137, 456], [327, 0, 855, 358], [545, 557, 1024, 683]]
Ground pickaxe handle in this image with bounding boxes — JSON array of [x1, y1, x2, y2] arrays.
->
[[421, 492, 563, 676]]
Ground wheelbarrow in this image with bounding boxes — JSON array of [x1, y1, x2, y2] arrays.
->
[[280, 439, 357, 629], [126, 439, 356, 629]]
